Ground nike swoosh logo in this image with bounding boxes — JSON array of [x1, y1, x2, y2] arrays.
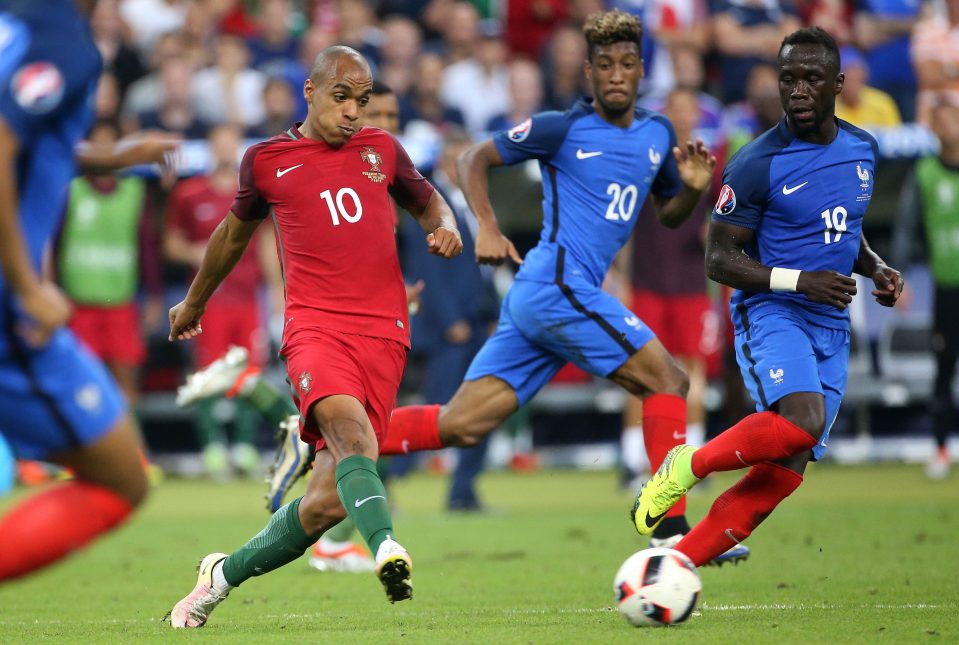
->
[[355, 495, 386, 508], [735, 450, 748, 466], [645, 510, 666, 528], [576, 149, 603, 159], [401, 440, 410, 454], [782, 181, 808, 195], [724, 529, 742, 544], [276, 164, 303, 177], [672, 431, 685, 440]]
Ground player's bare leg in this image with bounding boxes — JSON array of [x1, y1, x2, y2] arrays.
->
[[307, 395, 411, 602], [0, 414, 147, 581], [381, 375, 518, 456]]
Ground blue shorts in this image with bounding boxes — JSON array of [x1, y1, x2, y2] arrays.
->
[[734, 305, 849, 460], [0, 327, 125, 460], [465, 279, 656, 405]]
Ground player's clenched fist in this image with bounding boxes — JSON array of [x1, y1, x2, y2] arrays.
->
[[475, 226, 523, 265], [797, 270, 858, 310], [427, 226, 463, 259], [168, 300, 205, 341], [870, 264, 903, 307]]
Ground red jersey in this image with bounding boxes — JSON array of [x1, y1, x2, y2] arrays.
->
[[231, 124, 434, 347], [167, 175, 264, 305]]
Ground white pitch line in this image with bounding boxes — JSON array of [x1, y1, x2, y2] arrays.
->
[[702, 603, 945, 611]]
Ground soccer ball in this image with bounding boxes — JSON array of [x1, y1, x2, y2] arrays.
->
[[613, 547, 702, 627]]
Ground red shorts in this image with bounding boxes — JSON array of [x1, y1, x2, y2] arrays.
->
[[69, 302, 145, 366], [195, 300, 267, 368], [631, 290, 719, 358], [281, 328, 407, 449]]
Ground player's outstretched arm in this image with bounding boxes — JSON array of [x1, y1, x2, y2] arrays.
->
[[76, 131, 182, 173], [707, 219, 859, 310], [652, 139, 717, 229], [168, 212, 261, 341], [456, 140, 522, 265], [0, 118, 71, 346], [853, 232, 904, 307], [408, 190, 463, 259]]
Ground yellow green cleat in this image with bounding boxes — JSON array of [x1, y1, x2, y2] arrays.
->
[[631, 445, 699, 536]]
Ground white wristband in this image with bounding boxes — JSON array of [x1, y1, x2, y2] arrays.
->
[[769, 267, 801, 292]]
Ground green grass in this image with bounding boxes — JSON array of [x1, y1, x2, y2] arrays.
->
[[1, 464, 957, 643]]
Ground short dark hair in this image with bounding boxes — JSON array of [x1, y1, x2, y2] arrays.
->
[[583, 10, 643, 61], [371, 80, 394, 97], [779, 27, 841, 75]]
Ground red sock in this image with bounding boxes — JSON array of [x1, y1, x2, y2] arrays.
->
[[380, 404, 443, 456], [675, 461, 802, 566], [690, 412, 816, 478], [643, 394, 687, 518], [0, 482, 133, 581]]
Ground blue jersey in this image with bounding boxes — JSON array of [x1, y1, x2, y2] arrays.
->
[[0, 1, 101, 355], [492, 99, 683, 289], [713, 119, 879, 331]]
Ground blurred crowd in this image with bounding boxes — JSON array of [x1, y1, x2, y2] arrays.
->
[[40, 0, 958, 483]]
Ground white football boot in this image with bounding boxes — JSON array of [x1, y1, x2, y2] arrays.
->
[[168, 553, 231, 628], [374, 536, 413, 602], [308, 538, 375, 573], [176, 346, 254, 407]]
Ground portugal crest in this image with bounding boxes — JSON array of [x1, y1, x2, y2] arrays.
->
[[360, 146, 386, 183], [298, 371, 313, 394]]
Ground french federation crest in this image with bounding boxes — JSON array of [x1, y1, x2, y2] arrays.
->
[[360, 146, 386, 183], [856, 163, 870, 190], [298, 371, 313, 394], [714, 184, 736, 216]]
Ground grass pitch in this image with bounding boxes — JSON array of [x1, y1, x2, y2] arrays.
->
[[0, 464, 956, 644]]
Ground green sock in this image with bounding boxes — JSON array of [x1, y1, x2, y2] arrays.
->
[[323, 517, 356, 543], [243, 379, 298, 427], [195, 399, 225, 447], [335, 455, 394, 554], [221, 496, 316, 587], [231, 399, 257, 444]]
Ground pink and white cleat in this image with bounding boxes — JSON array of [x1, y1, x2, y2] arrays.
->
[[167, 552, 230, 628]]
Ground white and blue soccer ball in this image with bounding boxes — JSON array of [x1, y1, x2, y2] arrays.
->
[[613, 547, 702, 627]]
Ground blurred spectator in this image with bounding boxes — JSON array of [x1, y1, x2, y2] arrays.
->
[[58, 119, 163, 407], [337, 0, 383, 63], [95, 72, 123, 121], [542, 24, 590, 110], [621, 87, 718, 485], [249, 77, 299, 138], [486, 58, 546, 132], [398, 127, 499, 510], [436, 1, 481, 63], [853, 0, 921, 122], [119, 0, 188, 54], [163, 124, 280, 479], [912, 0, 959, 124], [795, 0, 853, 43], [133, 55, 208, 138], [617, 0, 711, 97], [91, 0, 146, 97], [721, 63, 783, 158], [644, 43, 724, 143], [711, 0, 801, 103], [441, 20, 510, 136], [263, 26, 336, 123], [378, 15, 424, 98], [505, 0, 568, 59], [122, 31, 198, 117], [191, 33, 268, 129], [835, 46, 902, 130], [247, 0, 301, 70], [914, 98, 959, 480], [399, 52, 466, 131]]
